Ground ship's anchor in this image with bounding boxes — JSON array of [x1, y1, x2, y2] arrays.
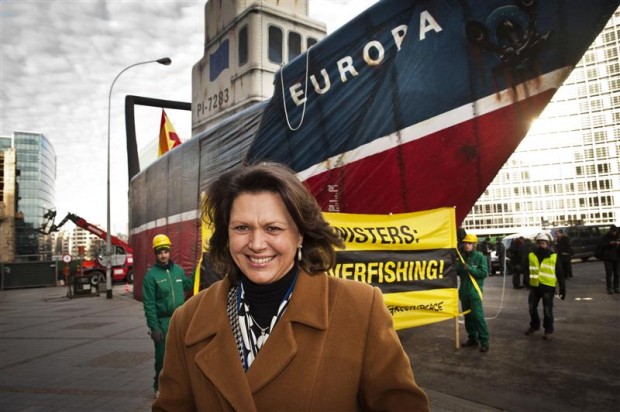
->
[[465, 0, 551, 72]]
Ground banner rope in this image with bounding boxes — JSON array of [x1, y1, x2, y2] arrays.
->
[[280, 46, 313, 131], [455, 247, 507, 321]]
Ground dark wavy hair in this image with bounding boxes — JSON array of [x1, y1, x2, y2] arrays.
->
[[202, 162, 344, 285]]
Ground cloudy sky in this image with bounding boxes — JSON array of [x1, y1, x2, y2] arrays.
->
[[0, 0, 378, 234]]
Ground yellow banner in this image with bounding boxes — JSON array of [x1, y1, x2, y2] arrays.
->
[[384, 289, 459, 329], [324, 207, 459, 330], [324, 207, 457, 251], [194, 193, 212, 295]]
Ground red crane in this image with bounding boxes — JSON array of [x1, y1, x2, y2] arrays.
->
[[40, 210, 134, 284]]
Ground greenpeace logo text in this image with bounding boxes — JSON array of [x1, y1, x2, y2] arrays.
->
[[388, 301, 445, 315]]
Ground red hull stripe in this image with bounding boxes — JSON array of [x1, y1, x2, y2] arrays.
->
[[304, 89, 556, 223]]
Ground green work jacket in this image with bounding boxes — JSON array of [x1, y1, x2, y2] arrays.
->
[[142, 260, 193, 332], [456, 249, 488, 297]]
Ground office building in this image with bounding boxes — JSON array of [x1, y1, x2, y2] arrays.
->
[[464, 10, 620, 233], [64, 226, 104, 258], [0, 147, 17, 262], [13, 131, 57, 260]]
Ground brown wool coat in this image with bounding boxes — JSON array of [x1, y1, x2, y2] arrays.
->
[[153, 270, 430, 411]]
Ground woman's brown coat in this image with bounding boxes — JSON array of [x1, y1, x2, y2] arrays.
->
[[153, 270, 429, 411]]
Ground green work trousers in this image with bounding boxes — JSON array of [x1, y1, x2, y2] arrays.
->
[[153, 317, 170, 391], [460, 292, 489, 346]]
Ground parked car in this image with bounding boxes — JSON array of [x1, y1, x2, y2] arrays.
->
[[490, 250, 501, 275]]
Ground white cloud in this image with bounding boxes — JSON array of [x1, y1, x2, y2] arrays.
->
[[0, 0, 377, 234]]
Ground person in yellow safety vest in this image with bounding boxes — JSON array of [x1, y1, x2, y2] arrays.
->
[[457, 233, 490, 353], [142, 234, 193, 397], [524, 233, 566, 341]]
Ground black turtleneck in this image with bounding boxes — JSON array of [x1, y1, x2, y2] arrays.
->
[[241, 265, 298, 328]]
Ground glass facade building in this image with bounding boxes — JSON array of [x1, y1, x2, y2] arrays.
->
[[0, 136, 12, 150], [464, 10, 620, 233], [13, 131, 56, 259]]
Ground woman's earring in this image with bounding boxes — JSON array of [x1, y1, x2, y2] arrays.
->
[[297, 245, 302, 261]]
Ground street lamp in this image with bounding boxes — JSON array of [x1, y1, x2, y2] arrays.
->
[[106, 57, 171, 299]]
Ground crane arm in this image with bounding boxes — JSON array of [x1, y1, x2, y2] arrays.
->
[[39, 210, 133, 254]]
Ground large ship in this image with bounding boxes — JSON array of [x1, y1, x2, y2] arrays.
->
[[128, 0, 620, 298]]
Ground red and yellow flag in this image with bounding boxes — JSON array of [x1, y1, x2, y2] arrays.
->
[[158, 109, 182, 157]]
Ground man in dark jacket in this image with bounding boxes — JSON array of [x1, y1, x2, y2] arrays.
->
[[478, 236, 493, 275], [524, 233, 565, 341], [142, 234, 193, 396], [508, 236, 525, 288], [555, 229, 573, 279], [598, 225, 620, 294], [495, 238, 506, 276]]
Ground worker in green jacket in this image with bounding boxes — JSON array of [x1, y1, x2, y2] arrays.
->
[[456, 233, 490, 353], [142, 234, 193, 397]]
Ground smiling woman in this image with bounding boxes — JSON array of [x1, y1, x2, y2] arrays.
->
[[153, 162, 430, 411], [228, 191, 302, 285]]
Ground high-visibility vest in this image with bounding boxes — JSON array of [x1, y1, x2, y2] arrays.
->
[[528, 252, 558, 287]]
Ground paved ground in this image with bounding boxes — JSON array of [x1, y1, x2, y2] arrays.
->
[[0, 284, 154, 412], [0, 260, 618, 411]]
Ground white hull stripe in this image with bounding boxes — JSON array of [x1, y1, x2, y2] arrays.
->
[[130, 209, 200, 236]]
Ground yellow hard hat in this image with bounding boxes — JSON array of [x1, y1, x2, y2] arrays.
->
[[462, 233, 478, 243], [152, 234, 171, 250]]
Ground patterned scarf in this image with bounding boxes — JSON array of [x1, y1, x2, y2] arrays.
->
[[227, 271, 298, 371]]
